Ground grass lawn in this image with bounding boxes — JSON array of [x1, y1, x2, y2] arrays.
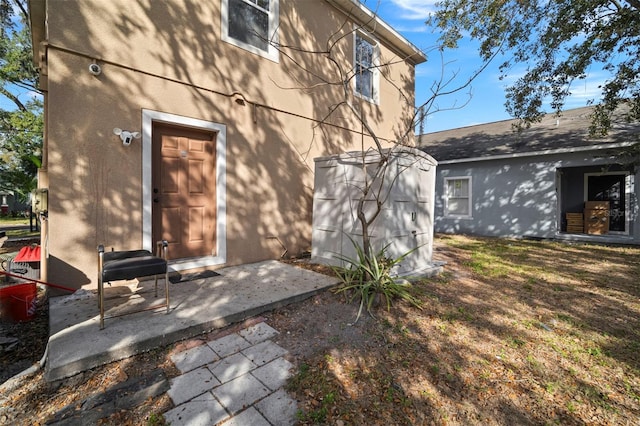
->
[[283, 234, 640, 425], [0, 216, 29, 225], [0, 216, 40, 240], [1, 234, 638, 425]]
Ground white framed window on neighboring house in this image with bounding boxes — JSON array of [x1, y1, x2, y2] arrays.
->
[[445, 177, 472, 218], [221, 0, 279, 62], [354, 30, 379, 104]]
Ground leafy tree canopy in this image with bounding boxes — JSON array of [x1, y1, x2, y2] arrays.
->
[[0, 99, 42, 197], [0, 0, 42, 202], [428, 0, 640, 135]]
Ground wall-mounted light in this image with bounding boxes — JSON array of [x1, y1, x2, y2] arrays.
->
[[113, 128, 140, 146]]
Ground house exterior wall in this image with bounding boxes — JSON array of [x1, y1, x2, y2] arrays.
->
[[34, 0, 420, 289], [433, 151, 640, 243]]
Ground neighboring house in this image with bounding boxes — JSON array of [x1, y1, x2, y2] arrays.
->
[[419, 106, 640, 244], [0, 190, 28, 216], [0, 190, 12, 215], [28, 0, 426, 289]]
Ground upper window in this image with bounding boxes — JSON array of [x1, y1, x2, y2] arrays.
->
[[222, 0, 279, 62], [445, 177, 472, 218], [354, 31, 379, 104]]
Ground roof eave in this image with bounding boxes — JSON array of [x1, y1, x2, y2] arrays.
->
[[433, 141, 640, 164], [28, 0, 46, 66], [326, 0, 427, 65]]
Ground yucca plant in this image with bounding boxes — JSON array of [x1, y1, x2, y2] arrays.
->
[[331, 237, 422, 322]]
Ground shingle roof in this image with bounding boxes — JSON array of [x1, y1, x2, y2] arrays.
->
[[418, 106, 640, 162]]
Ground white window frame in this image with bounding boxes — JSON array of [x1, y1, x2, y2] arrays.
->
[[221, 0, 280, 63], [444, 176, 473, 219], [353, 30, 380, 104]]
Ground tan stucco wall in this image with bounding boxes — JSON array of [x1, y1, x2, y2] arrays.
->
[[39, 0, 419, 289]]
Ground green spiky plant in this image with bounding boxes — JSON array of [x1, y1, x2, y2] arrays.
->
[[332, 237, 422, 322]]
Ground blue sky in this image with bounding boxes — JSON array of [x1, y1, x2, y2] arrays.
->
[[369, 0, 606, 133]]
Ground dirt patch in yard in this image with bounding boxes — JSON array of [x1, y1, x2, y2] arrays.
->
[[271, 235, 640, 425], [1, 235, 639, 425]]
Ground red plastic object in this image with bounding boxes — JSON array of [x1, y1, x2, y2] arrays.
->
[[0, 283, 37, 322], [13, 245, 41, 262]]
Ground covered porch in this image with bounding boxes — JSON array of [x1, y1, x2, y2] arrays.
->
[[557, 164, 637, 241]]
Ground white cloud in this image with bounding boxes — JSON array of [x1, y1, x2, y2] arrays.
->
[[386, 0, 438, 20], [568, 71, 608, 99], [561, 75, 606, 109], [499, 67, 608, 107], [392, 24, 429, 33]]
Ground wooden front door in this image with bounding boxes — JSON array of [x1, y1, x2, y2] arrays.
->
[[152, 123, 216, 259]]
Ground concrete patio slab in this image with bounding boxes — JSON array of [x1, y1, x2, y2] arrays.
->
[[255, 388, 298, 426], [207, 332, 253, 357], [211, 373, 271, 415], [170, 343, 220, 373], [163, 392, 228, 426], [168, 366, 220, 406], [164, 322, 299, 425], [208, 352, 257, 383], [45, 260, 337, 382], [220, 407, 271, 426]]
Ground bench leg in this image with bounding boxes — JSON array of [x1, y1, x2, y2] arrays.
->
[[99, 278, 105, 330], [98, 250, 105, 330], [165, 268, 170, 313], [160, 241, 170, 313]]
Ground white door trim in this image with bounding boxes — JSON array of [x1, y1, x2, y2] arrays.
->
[[142, 109, 227, 270]]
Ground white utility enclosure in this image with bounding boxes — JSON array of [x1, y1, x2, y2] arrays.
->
[[311, 147, 439, 276]]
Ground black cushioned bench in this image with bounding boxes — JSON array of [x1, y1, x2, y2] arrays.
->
[[97, 241, 169, 329]]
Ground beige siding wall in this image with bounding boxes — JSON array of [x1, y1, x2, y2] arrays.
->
[[41, 0, 417, 289]]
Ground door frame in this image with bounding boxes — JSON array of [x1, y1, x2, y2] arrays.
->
[[583, 171, 631, 235], [142, 109, 227, 270]]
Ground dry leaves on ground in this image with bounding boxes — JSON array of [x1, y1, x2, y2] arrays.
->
[[271, 235, 640, 425], [2, 234, 639, 425]]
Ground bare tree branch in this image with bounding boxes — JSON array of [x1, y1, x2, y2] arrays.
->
[[262, 5, 491, 263], [11, 0, 28, 22], [0, 87, 27, 111]]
